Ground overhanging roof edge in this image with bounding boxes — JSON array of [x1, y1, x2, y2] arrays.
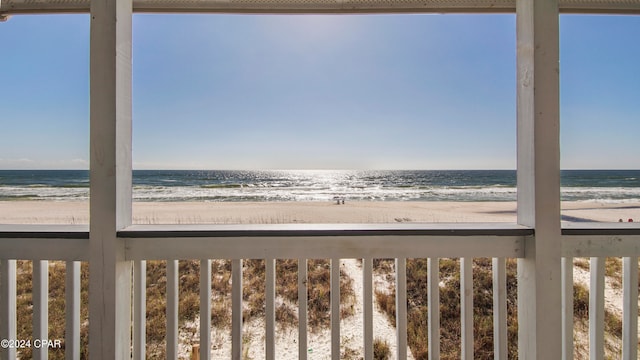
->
[[1, 0, 640, 16]]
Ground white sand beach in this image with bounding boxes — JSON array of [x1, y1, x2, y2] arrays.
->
[[0, 200, 638, 224]]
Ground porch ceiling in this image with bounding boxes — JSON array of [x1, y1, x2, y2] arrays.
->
[[1, 0, 639, 15]]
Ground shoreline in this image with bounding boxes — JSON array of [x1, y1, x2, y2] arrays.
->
[[0, 200, 638, 224]]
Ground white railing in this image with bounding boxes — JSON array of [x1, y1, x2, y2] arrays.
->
[[2, 224, 639, 359], [121, 224, 525, 359], [562, 225, 640, 360]]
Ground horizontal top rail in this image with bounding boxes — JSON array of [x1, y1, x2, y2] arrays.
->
[[2, 0, 640, 16], [561, 222, 640, 236], [0, 224, 89, 238], [119, 223, 534, 238]]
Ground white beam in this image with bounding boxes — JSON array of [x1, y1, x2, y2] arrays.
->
[[3, 0, 640, 15], [563, 234, 640, 257], [125, 234, 525, 260], [516, 0, 562, 359], [88, 0, 133, 355]]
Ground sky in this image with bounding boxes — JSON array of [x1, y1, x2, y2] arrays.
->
[[0, 13, 638, 170]]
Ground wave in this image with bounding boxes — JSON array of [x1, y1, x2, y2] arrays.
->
[[2, 169, 639, 203], [200, 184, 244, 189]]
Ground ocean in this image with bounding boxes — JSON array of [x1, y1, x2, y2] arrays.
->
[[0, 169, 639, 203]]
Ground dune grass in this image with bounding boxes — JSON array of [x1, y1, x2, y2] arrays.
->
[[373, 258, 629, 360], [12, 256, 630, 359], [14, 259, 356, 359]]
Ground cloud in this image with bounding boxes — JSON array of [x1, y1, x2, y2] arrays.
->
[[0, 158, 88, 170], [70, 158, 89, 165], [0, 158, 35, 164]]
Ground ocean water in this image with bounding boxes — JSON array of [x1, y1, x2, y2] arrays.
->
[[0, 169, 639, 203]]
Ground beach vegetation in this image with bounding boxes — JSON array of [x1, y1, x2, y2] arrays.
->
[[373, 338, 391, 360], [372, 258, 625, 360], [11, 256, 628, 359]]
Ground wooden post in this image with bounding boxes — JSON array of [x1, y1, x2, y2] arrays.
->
[[88, 0, 133, 355], [516, 0, 562, 358]]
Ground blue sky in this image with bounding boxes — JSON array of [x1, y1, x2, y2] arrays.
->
[[0, 13, 638, 170]]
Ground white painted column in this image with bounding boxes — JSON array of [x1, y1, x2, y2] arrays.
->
[[516, 0, 562, 359], [88, 0, 133, 355]]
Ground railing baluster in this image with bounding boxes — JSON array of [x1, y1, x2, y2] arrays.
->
[[232, 259, 243, 360], [0, 259, 17, 360], [65, 261, 81, 360], [428, 258, 440, 360], [493, 258, 507, 360], [461, 257, 473, 360], [561, 257, 574, 360], [331, 258, 341, 360], [33, 260, 49, 360], [265, 258, 276, 360], [200, 259, 211, 360], [396, 258, 407, 360], [622, 257, 638, 360], [363, 258, 374, 360], [589, 257, 605, 360], [133, 260, 146, 360], [298, 258, 308, 360], [167, 260, 179, 360]]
